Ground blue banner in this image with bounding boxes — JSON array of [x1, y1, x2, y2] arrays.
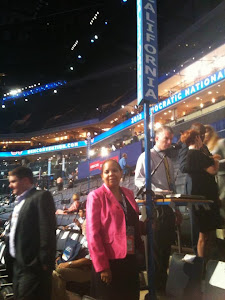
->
[[137, 0, 158, 105], [1, 67, 225, 158]]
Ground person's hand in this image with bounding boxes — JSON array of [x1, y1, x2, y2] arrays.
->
[[213, 154, 221, 161], [57, 262, 70, 269], [100, 268, 112, 284], [55, 256, 60, 263]]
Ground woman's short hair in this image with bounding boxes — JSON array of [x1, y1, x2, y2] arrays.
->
[[72, 193, 80, 200], [101, 159, 122, 174], [180, 129, 199, 146]]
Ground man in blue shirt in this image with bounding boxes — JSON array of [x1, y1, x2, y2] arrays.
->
[[119, 153, 130, 181]]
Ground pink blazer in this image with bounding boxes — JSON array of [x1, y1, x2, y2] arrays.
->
[[86, 183, 139, 273]]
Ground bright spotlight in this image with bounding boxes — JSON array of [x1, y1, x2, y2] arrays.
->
[[101, 147, 108, 157], [90, 150, 95, 156], [154, 122, 161, 130], [53, 90, 57, 94], [2, 104, 5, 109]]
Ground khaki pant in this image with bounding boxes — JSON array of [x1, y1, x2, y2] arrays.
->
[[51, 266, 91, 300]]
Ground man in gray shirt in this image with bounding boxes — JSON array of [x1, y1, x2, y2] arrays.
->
[[135, 125, 176, 293]]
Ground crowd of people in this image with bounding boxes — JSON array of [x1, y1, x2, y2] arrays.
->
[[2, 121, 225, 299]]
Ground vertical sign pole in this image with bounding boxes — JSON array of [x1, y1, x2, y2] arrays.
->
[[48, 158, 51, 190], [62, 155, 65, 177], [137, 0, 158, 298], [144, 102, 155, 298], [87, 132, 91, 193], [150, 106, 155, 148]]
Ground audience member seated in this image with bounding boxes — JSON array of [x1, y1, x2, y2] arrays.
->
[[56, 193, 80, 215], [56, 177, 64, 191], [52, 234, 91, 300], [63, 209, 86, 233], [67, 179, 74, 189]]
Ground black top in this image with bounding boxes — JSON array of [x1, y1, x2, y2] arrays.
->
[[185, 149, 218, 201], [119, 194, 141, 252]]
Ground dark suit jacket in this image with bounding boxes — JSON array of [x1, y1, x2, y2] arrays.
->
[[6, 188, 56, 273]]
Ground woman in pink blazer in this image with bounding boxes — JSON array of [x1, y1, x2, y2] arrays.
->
[[86, 159, 142, 300]]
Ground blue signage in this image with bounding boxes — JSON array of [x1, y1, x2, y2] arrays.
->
[[137, 0, 158, 105], [0, 141, 87, 158], [1, 67, 225, 158], [152, 68, 225, 114]]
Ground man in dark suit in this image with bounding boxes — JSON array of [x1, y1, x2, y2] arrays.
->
[[7, 166, 56, 300]]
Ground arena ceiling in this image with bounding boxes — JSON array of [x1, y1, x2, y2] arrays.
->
[[0, 0, 222, 134]]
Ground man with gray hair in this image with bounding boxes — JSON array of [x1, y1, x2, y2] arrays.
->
[[135, 125, 176, 293]]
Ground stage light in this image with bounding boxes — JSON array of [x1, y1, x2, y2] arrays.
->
[[78, 55, 82, 59], [90, 150, 95, 156], [91, 39, 94, 43], [94, 35, 98, 39], [2, 104, 5, 109], [101, 147, 108, 157], [122, 0, 128, 2], [71, 40, 78, 51], [24, 98, 28, 102], [121, 105, 125, 108], [70, 66, 74, 71], [53, 90, 57, 93], [154, 122, 161, 129], [105, 21, 108, 25]]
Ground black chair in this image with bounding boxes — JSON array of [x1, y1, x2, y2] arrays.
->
[[56, 230, 70, 252], [56, 215, 63, 226], [166, 253, 203, 299], [204, 260, 225, 300]]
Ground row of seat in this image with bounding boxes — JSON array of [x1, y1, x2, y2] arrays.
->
[[0, 242, 13, 299], [56, 229, 81, 253], [56, 214, 77, 227]]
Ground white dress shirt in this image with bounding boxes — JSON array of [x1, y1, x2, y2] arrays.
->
[[135, 146, 175, 192], [9, 187, 34, 258]]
